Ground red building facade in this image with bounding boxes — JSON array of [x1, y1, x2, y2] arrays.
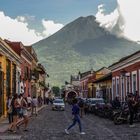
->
[[109, 51, 140, 101], [5, 40, 32, 97]]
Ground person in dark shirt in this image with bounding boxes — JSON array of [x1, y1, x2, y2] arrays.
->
[[112, 96, 121, 109], [127, 94, 137, 127], [78, 99, 84, 117], [65, 98, 85, 135]]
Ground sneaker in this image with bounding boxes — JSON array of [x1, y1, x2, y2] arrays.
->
[[129, 124, 135, 128], [65, 129, 69, 135], [80, 132, 86, 135]]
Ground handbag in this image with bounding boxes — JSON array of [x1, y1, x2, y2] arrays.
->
[[7, 107, 12, 113]]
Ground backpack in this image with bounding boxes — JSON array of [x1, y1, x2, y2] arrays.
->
[[78, 100, 84, 108]]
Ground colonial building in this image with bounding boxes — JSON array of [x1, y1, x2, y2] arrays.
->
[[93, 72, 112, 102], [0, 38, 21, 117], [90, 67, 111, 98], [36, 63, 46, 98], [109, 50, 140, 101], [26, 46, 38, 97], [5, 40, 32, 97], [79, 70, 94, 98]]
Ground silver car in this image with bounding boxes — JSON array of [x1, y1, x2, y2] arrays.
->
[[52, 99, 65, 111]]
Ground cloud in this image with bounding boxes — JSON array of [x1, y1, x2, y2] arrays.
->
[[42, 19, 64, 37], [0, 11, 43, 45], [96, 0, 140, 42], [95, 4, 119, 32], [0, 12, 64, 45]]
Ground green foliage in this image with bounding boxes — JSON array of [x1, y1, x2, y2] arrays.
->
[[52, 86, 60, 96], [39, 81, 46, 88], [33, 16, 140, 86]]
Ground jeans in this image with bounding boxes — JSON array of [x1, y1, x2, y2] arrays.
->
[[67, 115, 82, 132], [8, 113, 13, 124]]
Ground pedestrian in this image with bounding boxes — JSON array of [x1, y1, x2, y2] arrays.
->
[[17, 96, 29, 131], [78, 99, 84, 118], [112, 96, 121, 109], [133, 91, 139, 119], [45, 89, 49, 105], [8, 94, 20, 133], [84, 100, 89, 115], [65, 98, 85, 135], [7, 96, 13, 124], [27, 94, 32, 108], [17, 94, 24, 119], [32, 96, 38, 116], [38, 95, 43, 107], [127, 94, 137, 127]]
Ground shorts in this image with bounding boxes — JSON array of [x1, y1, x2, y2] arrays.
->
[[23, 109, 28, 116]]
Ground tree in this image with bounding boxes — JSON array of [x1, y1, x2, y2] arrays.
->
[[52, 86, 60, 97]]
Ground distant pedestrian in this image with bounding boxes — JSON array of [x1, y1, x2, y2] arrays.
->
[[38, 95, 43, 107], [27, 94, 32, 108], [84, 100, 89, 115], [45, 89, 49, 105], [65, 98, 85, 135], [32, 96, 38, 116]]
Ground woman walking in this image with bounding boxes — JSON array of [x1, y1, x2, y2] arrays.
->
[[8, 94, 20, 133], [65, 98, 85, 135], [16, 96, 29, 131]]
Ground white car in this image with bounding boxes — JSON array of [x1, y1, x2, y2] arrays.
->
[[52, 99, 65, 111]]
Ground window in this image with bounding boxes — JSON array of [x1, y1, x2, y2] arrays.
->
[[116, 78, 119, 96], [133, 74, 136, 94], [121, 77, 124, 101], [126, 76, 130, 93]]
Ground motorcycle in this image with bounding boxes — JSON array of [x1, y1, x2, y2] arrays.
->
[[114, 102, 140, 125]]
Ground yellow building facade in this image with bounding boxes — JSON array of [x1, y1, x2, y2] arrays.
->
[[87, 67, 111, 98], [0, 38, 21, 118]]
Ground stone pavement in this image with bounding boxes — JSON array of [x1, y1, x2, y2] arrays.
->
[[1, 104, 140, 140], [22, 105, 140, 140], [0, 105, 47, 133]]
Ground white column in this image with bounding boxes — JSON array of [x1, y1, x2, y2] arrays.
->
[[132, 71, 137, 94]]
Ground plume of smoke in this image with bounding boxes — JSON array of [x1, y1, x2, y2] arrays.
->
[[96, 0, 140, 42]]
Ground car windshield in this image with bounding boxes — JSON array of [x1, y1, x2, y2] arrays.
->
[[91, 100, 96, 104], [91, 99, 104, 104], [54, 100, 64, 103], [96, 100, 104, 104]]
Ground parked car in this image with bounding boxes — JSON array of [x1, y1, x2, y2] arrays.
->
[[94, 99, 105, 116], [88, 98, 104, 113], [52, 99, 65, 111]]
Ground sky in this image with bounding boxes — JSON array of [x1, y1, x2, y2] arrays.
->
[[0, 0, 140, 45]]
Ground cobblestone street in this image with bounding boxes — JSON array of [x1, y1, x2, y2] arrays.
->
[[1, 105, 140, 140]]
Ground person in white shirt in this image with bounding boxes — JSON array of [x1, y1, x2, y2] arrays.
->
[[27, 95, 32, 107], [31, 96, 38, 116]]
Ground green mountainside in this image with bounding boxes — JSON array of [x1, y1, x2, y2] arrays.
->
[[33, 16, 140, 86]]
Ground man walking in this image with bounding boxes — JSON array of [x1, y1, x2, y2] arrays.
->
[[65, 98, 85, 135]]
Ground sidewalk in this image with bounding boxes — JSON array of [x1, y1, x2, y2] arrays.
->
[[0, 105, 47, 133]]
